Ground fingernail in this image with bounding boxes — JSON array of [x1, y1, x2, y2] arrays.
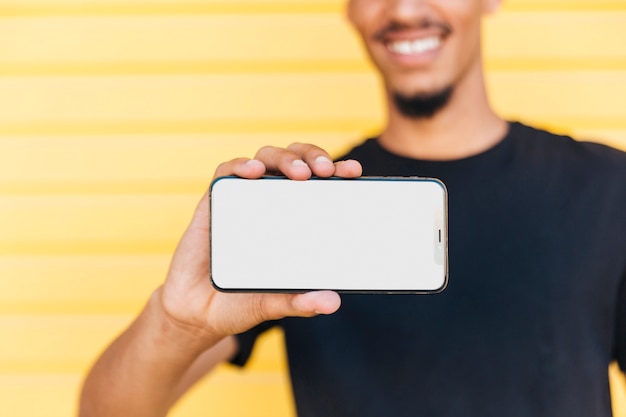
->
[[314, 156, 333, 165], [292, 159, 308, 167], [245, 159, 263, 168]]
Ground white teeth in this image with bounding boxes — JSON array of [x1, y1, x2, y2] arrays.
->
[[388, 37, 441, 55]]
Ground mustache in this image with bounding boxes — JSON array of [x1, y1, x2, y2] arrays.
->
[[373, 19, 452, 41]]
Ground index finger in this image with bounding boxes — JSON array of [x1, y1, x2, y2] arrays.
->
[[286, 143, 363, 178], [286, 143, 336, 178], [213, 157, 266, 180]]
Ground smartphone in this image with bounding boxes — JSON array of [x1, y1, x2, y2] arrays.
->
[[209, 176, 448, 294]]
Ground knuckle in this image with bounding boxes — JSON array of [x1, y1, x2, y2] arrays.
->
[[214, 157, 248, 178], [251, 295, 269, 322], [288, 143, 330, 163], [255, 295, 279, 322], [260, 295, 293, 321], [214, 161, 231, 177], [254, 145, 277, 159]]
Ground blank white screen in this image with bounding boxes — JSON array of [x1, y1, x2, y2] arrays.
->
[[210, 177, 447, 292]]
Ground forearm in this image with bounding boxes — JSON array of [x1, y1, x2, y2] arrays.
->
[[79, 288, 224, 417], [78, 147, 350, 416]]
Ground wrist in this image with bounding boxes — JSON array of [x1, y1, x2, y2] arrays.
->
[[79, 288, 226, 416], [142, 287, 222, 357]]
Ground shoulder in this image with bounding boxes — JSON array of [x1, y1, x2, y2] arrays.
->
[[511, 122, 626, 176]]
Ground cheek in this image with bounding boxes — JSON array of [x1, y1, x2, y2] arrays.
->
[[445, 4, 485, 62], [440, 0, 485, 32], [347, 0, 383, 33]]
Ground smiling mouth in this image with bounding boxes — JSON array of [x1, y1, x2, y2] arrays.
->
[[386, 37, 442, 55]]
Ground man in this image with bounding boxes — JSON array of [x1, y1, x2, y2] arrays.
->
[[80, 0, 626, 416]]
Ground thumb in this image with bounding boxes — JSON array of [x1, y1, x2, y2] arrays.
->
[[251, 291, 342, 321], [215, 291, 342, 335], [289, 291, 342, 316]]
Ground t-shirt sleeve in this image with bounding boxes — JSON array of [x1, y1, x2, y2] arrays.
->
[[229, 320, 279, 367]]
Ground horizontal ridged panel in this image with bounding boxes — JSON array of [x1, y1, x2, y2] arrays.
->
[[0, 195, 196, 254], [1, 1, 624, 416], [0, 15, 362, 69], [0, 374, 82, 417], [0, 0, 624, 16], [169, 374, 295, 417], [0, 0, 341, 17], [503, 0, 626, 10], [0, 12, 625, 73], [0, 317, 286, 373], [0, 72, 624, 130], [0, 255, 167, 314], [0, 329, 292, 417], [0, 74, 383, 124], [487, 71, 626, 124], [0, 132, 622, 197], [0, 315, 134, 372], [0, 371, 293, 417], [0, 133, 363, 194], [484, 12, 626, 69]]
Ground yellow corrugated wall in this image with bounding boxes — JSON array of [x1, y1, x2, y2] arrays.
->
[[0, 1, 625, 416]]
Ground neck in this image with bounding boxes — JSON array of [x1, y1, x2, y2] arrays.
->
[[378, 62, 508, 161]]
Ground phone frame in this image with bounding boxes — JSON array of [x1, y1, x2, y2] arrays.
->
[[209, 175, 448, 294]]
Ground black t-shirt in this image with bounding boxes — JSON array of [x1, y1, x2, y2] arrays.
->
[[233, 122, 626, 417]]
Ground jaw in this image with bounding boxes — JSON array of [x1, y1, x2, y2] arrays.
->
[[366, 26, 454, 98], [373, 26, 487, 106]]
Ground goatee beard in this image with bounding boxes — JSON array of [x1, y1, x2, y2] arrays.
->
[[392, 87, 453, 119]]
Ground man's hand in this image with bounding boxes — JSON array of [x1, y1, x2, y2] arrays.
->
[[160, 143, 363, 344], [80, 144, 361, 417]]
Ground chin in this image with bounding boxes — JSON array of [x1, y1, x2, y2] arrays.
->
[[391, 86, 454, 119]]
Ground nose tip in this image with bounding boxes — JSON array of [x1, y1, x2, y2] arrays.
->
[[385, 0, 433, 24], [388, 0, 429, 16]]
